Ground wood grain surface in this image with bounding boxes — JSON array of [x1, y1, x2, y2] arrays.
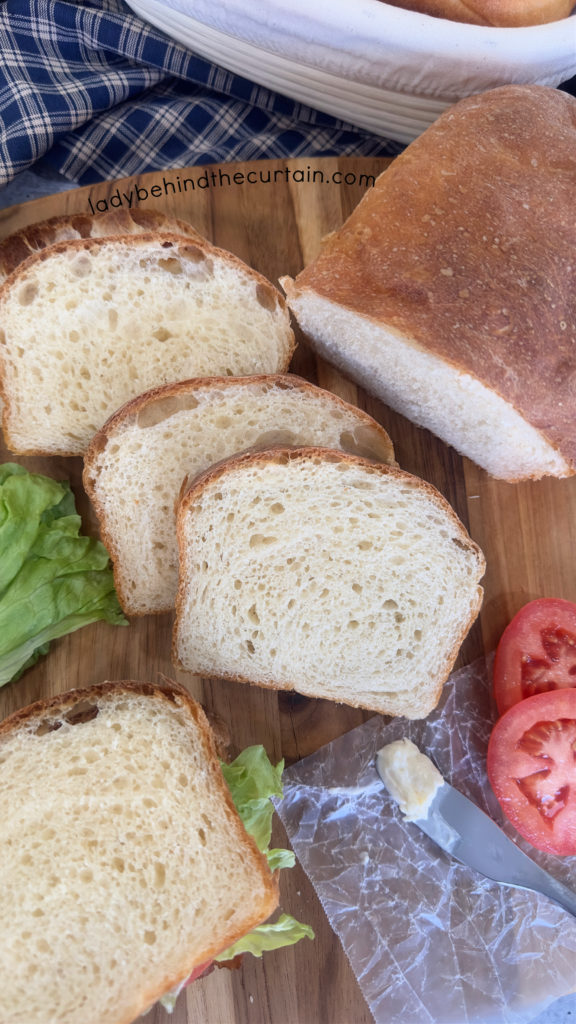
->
[[0, 157, 575, 1024]]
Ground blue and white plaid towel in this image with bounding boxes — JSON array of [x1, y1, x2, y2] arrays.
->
[[0, 0, 403, 188]]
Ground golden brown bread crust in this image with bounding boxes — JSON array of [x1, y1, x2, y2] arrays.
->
[[287, 86, 576, 472], [0, 209, 202, 283], [0, 678, 279, 1024], [173, 445, 485, 716], [382, 0, 576, 24]]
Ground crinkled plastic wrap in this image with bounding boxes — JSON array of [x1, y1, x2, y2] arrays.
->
[[276, 659, 576, 1024]]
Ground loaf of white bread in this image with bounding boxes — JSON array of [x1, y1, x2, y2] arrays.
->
[[0, 680, 279, 1024], [83, 374, 395, 616], [0, 232, 294, 455], [383, 0, 575, 25], [173, 447, 485, 718], [282, 86, 576, 482]]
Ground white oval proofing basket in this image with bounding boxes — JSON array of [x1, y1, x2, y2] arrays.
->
[[126, 0, 576, 142]]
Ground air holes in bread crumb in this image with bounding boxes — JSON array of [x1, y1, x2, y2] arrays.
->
[[452, 537, 471, 552], [255, 283, 276, 311], [255, 429, 295, 448], [246, 640, 255, 654], [350, 479, 377, 489], [34, 718, 63, 736], [72, 256, 92, 278], [179, 244, 204, 262], [157, 258, 183, 275], [64, 701, 99, 727], [151, 327, 172, 344], [249, 534, 277, 548], [18, 283, 38, 305], [144, 930, 157, 945]]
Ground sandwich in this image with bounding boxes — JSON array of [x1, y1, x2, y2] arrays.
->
[[0, 679, 312, 1024]]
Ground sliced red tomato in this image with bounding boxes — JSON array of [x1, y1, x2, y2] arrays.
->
[[493, 598, 576, 715], [183, 960, 213, 986], [487, 689, 576, 856]]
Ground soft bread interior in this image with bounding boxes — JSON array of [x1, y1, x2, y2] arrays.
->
[[0, 235, 293, 455], [0, 683, 277, 1024], [284, 288, 569, 482], [174, 449, 485, 718], [0, 210, 203, 285], [84, 377, 395, 616]]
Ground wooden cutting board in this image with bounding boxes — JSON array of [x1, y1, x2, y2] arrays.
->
[[1, 157, 575, 1024]]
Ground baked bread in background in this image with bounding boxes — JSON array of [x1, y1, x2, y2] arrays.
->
[[173, 446, 485, 719], [0, 232, 294, 456], [83, 374, 395, 616], [383, 0, 576, 25], [282, 86, 576, 482], [0, 679, 278, 1024]]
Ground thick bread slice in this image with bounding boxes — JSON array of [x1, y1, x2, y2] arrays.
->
[[0, 679, 278, 1024], [0, 233, 295, 456], [83, 374, 395, 616], [173, 447, 485, 718], [0, 209, 203, 284], [281, 86, 576, 482], [383, 0, 575, 24]]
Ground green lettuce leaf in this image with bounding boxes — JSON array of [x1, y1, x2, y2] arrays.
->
[[220, 745, 285, 856], [0, 463, 127, 688], [215, 913, 315, 962], [219, 745, 312, 957]]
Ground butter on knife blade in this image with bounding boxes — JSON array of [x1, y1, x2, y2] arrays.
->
[[375, 739, 576, 920], [376, 738, 444, 822]]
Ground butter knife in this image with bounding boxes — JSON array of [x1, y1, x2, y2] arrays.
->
[[375, 743, 576, 919]]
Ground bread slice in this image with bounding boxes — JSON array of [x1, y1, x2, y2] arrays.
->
[[173, 447, 485, 718], [0, 209, 203, 284], [83, 374, 395, 616], [281, 86, 576, 482], [383, 0, 575, 25], [0, 679, 278, 1024], [0, 233, 295, 456]]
